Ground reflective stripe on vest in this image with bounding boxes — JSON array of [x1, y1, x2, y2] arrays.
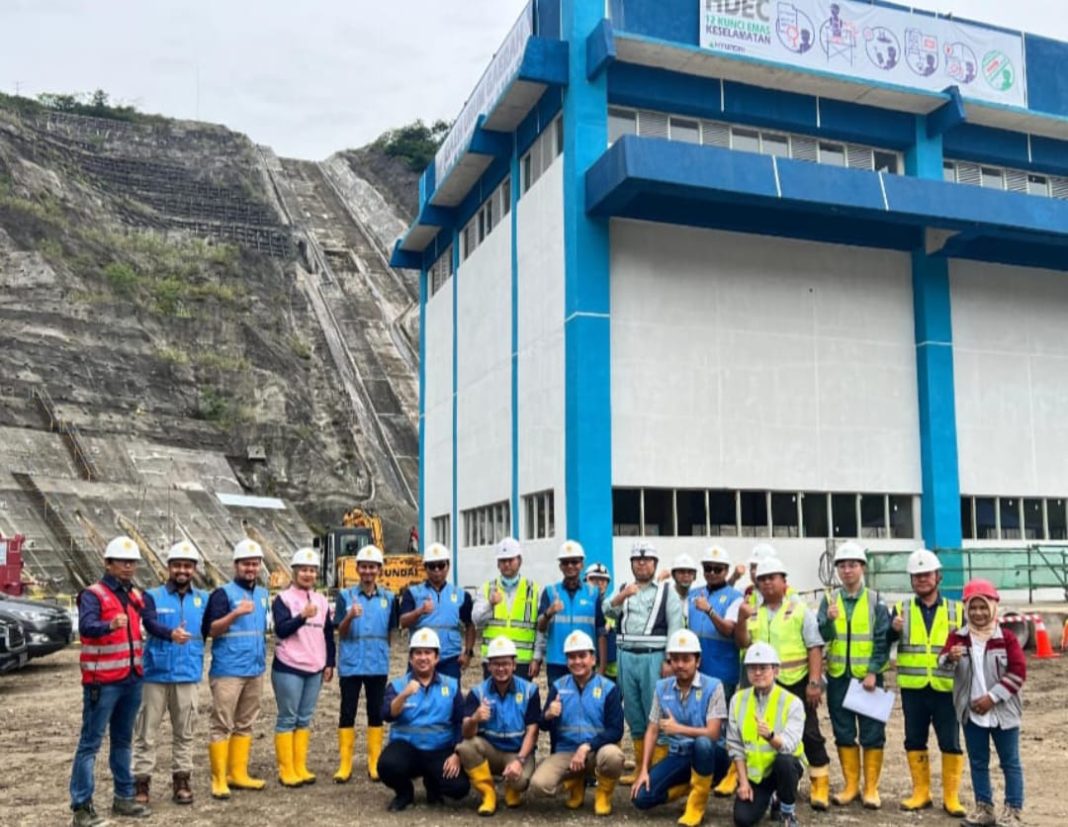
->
[[618, 580, 670, 648], [142, 585, 206, 684], [388, 673, 458, 751], [546, 583, 600, 666], [409, 582, 464, 660], [738, 685, 805, 783], [655, 673, 719, 754], [688, 585, 742, 686], [827, 588, 882, 679], [471, 676, 537, 753], [555, 673, 613, 753], [79, 582, 144, 685], [751, 598, 809, 686], [896, 596, 962, 692], [338, 586, 394, 677], [209, 581, 268, 678], [480, 578, 538, 663]]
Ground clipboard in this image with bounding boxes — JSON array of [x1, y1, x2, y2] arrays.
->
[[842, 678, 895, 723]]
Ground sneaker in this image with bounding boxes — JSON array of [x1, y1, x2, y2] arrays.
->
[[779, 812, 800, 827], [111, 798, 152, 818], [964, 802, 997, 826], [387, 795, 413, 812], [70, 803, 106, 827], [996, 805, 1023, 827]]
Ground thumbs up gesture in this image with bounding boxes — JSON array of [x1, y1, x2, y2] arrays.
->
[[171, 620, 192, 644], [550, 597, 564, 616], [621, 582, 640, 600], [827, 601, 840, 622], [300, 601, 318, 619], [545, 698, 562, 720], [348, 601, 363, 619], [661, 709, 682, 736], [422, 598, 435, 616], [235, 599, 254, 617], [475, 696, 492, 722], [489, 587, 504, 607]]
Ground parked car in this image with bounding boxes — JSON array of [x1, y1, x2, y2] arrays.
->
[[0, 615, 29, 673], [0, 595, 73, 659]]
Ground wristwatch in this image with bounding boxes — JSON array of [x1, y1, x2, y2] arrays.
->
[[466, 648, 475, 658], [808, 679, 825, 690]]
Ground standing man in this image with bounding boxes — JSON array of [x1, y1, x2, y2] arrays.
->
[[472, 536, 543, 679], [132, 541, 207, 808], [817, 542, 889, 809], [584, 563, 618, 681], [661, 553, 699, 609], [399, 543, 475, 681], [334, 543, 396, 783], [889, 548, 966, 816], [741, 544, 779, 607], [531, 631, 625, 816], [537, 540, 607, 684], [457, 636, 541, 814], [735, 558, 831, 810], [202, 538, 270, 800], [70, 536, 152, 826], [605, 542, 684, 785]]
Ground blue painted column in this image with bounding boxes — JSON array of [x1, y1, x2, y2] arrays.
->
[[905, 116, 963, 591], [418, 261, 427, 549], [451, 235, 461, 582], [510, 151, 521, 539], [562, 0, 613, 573]]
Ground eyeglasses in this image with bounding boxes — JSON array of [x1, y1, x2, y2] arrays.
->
[[703, 564, 728, 574], [425, 562, 448, 572], [559, 559, 583, 567]]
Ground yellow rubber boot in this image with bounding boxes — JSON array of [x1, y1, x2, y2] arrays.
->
[[620, 738, 643, 785], [274, 732, 302, 787], [333, 727, 355, 783], [666, 782, 690, 803], [941, 753, 966, 817], [227, 733, 266, 790], [832, 745, 861, 805], [677, 771, 713, 827], [366, 726, 384, 782], [467, 760, 497, 816], [209, 738, 232, 800], [504, 786, 523, 808], [594, 774, 616, 816], [809, 766, 830, 811], [651, 743, 669, 766], [293, 729, 316, 784], [563, 776, 585, 809], [900, 750, 932, 811], [862, 748, 883, 809], [713, 761, 738, 797]]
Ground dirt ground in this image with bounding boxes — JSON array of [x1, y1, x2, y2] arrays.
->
[[2, 646, 1066, 827]]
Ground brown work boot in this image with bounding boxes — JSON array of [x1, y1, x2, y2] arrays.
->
[[134, 776, 151, 806], [172, 771, 194, 805]]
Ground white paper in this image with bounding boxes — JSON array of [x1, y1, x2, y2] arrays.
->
[[842, 678, 895, 723]]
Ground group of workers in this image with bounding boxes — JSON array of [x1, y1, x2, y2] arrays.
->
[[68, 532, 1026, 827]]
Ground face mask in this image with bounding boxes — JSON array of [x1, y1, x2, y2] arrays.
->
[[500, 574, 520, 589]]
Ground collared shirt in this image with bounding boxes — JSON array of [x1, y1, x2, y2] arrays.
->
[[399, 582, 474, 624], [726, 686, 805, 760], [473, 579, 547, 660], [382, 670, 465, 747], [141, 580, 196, 640], [888, 593, 943, 643], [541, 675, 623, 753], [201, 578, 257, 639], [537, 580, 607, 637], [758, 600, 824, 649], [462, 677, 541, 727], [648, 674, 727, 723], [817, 585, 890, 673], [78, 574, 133, 638], [602, 579, 684, 645]]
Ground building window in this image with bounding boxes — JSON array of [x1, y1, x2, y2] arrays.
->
[[889, 495, 914, 539], [832, 493, 857, 538], [770, 492, 799, 538], [643, 489, 675, 536], [860, 493, 888, 539], [1049, 498, 1068, 540], [523, 490, 555, 540], [676, 489, 707, 536], [1027, 174, 1049, 196], [998, 497, 1021, 539], [612, 488, 641, 536], [1023, 498, 1044, 540], [555, 117, 564, 157], [974, 497, 997, 539], [943, 162, 957, 183], [874, 150, 899, 174], [946, 158, 1068, 201], [432, 514, 451, 546], [521, 115, 562, 193], [801, 492, 828, 538], [669, 117, 700, 144], [709, 490, 737, 536], [739, 491, 769, 537], [462, 500, 510, 548], [428, 245, 453, 298], [980, 166, 1004, 190], [961, 497, 975, 540], [762, 132, 790, 157], [608, 107, 637, 144], [731, 127, 761, 153], [818, 141, 846, 167]]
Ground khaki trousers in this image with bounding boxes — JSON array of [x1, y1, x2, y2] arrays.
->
[[529, 744, 624, 796], [208, 675, 263, 742], [456, 735, 535, 790], [132, 681, 199, 775]]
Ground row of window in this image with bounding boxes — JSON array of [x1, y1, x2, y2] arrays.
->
[[961, 496, 1068, 541], [607, 106, 902, 175], [943, 160, 1068, 200], [523, 490, 555, 541], [462, 499, 512, 549], [428, 244, 454, 298], [432, 514, 451, 546], [460, 178, 511, 263], [438, 490, 558, 550], [612, 488, 915, 540], [521, 115, 563, 194]]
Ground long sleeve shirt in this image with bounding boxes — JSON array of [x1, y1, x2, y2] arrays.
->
[[817, 586, 890, 674], [382, 671, 466, 747], [537, 582, 607, 638], [140, 582, 197, 640], [77, 574, 133, 639], [270, 595, 336, 675], [726, 687, 805, 761], [472, 579, 547, 660], [603, 580, 685, 649], [540, 679, 624, 753], [201, 579, 257, 640]]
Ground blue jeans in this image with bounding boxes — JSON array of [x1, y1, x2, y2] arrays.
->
[[272, 669, 323, 731], [70, 681, 143, 809], [964, 721, 1024, 809], [632, 737, 730, 809]]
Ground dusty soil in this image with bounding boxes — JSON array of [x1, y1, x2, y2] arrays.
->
[[2, 646, 1065, 826]]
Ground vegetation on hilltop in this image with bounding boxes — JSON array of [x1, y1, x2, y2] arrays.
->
[[0, 89, 167, 125], [374, 119, 450, 172]]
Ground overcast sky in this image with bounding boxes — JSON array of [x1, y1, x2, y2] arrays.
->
[[0, 0, 1064, 160]]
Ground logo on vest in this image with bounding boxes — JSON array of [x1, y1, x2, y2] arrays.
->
[[593, 686, 602, 699], [193, 597, 203, 607], [515, 692, 523, 704], [261, 598, 267, 608], [451, 593, 458, 603], [380, 599, 388, 608], [696, 689, 703, 701], [442, 685, 450, 696]]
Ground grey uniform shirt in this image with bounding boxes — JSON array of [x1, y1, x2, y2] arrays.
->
[[602, 580, 684, 648], [472, 578, 546, 661], [648, 676, 727, 723]]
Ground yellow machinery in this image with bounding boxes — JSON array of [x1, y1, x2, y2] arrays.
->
[[321, 508, 384, 591]]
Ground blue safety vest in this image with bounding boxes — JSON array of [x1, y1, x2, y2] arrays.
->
[[143, 585, 207, 684], [338, 586, 394, 677], [545, 582, 600, 666], [687, 584, 742, 686], [554, 673, 613, 753], [654, 673, 721, 755], [388, 671, 458, 751], [208, 581, 268, 678], [469, 676, 537, 753], [408, 581, 464, 660]]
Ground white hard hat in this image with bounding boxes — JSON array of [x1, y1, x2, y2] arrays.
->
[[355, 544, 384, 565], [671, 553, 698, 573], [105, 536, 142, 561], [754, 558, 788, 579], [700, 545, 731, 567], [584, 562, 611, 582], [424, 543, 451, 564], [906, 548, 942, 575], [667, 628, 702, 655], [630, 541, 658, 560], [290, 547, 320, 568], [496, 537, 522, 560], [747, 543, 777, 566], [166, 541, 200, 564], [556, 540, 586, 561], [744, 642, 781, 666], [834, 542, 867, 565], [409, 628, 441, 650], [563, 630, 595, 654], [232, 538, 264, 561], [485, 637, 517, 659]]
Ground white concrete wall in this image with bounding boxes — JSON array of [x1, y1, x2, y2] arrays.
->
[[951, 261, 1068, 496], [423, 274, 454, 543]]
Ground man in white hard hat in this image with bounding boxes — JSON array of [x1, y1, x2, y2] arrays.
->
[[399, 542, 475, 681], [472, 536, 544, 680], [584, 563, 618, 681], [887, 548, 966, 816], [816, 542, 890, 809], [726, 642, 807, 827], [531, 630, 624, 815], [742, 544, 780, 607], [132, 541, 207, 808], [69, 536, 152, 826], [457, 636, 541, 815], [201, 538, 270, 800], [379, 628, 469, 812], [334, 543, 397, 783], [630, 629, 730, 826], [537, 540, 607, 685]]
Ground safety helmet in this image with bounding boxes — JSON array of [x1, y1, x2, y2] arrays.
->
[[630, 541, 658, 560], [165, 540, 200, 564], [105, 536, 142, 561], [747, 543, 778, 566], [744, 642, 781, 666], [906, 548, 942, 575], [754, 558, 788, 579], [671, 553, 698, 573], [496, 537, 522, 560], [666, 629, 702, 655], [563, 630, 595, 654], [290, 547, 320, 568], [962, 578, 1000, 602], [834, 542, 867, 565], [232, 538, 264, 561], [409, 628, 441, 650], [424, 543, 451, 564], [355, 544, 385, 566], [485, 637, 518, 659], [584, 562, 611, 582], [556, 540, 585, 561], [700, 545, 731, 567]]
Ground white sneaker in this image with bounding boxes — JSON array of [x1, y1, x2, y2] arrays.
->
[[995, 805, 1023, 827], [964, 802, 997, 826]]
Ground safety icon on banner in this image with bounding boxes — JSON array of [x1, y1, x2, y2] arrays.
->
[[776, 3, 815, 54], [819, 3, 857, 65], [982, 50, 1015, 91], [864, 26, 900, 70], [945, 42, 978, 84], [905, 28, 939, 76]]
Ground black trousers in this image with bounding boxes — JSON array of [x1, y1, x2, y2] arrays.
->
[[378, 741, 470, 804], [781, 678, 829, 768], [338, 674, 387, 728], [733, 755, 804, 827], [901, 686, 962, 754]]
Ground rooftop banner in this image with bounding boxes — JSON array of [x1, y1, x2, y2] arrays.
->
[[699, 0, 1027, 107]]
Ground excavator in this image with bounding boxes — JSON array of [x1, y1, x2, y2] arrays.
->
[[319, 507, 385, 591]]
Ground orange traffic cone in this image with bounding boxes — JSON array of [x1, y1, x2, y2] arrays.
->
[[1033, 615, 1059, 659]]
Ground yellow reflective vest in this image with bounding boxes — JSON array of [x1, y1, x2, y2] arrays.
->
[[749, 597, 809, 686], [895, 595, 962, 692], [738, 684, 806, 783], [827, 588, 884, 679], [480, 578, 539, 663]]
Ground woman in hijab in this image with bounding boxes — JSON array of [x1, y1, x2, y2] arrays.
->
[[939, 579, 1026, 827]]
